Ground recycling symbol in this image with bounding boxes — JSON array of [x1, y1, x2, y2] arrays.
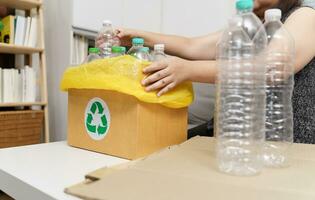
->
[[84, 98, 110, 140]]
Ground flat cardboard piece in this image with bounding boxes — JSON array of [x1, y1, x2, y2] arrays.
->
[[68, 89, 187, 159], [65, 137, 315, 200]]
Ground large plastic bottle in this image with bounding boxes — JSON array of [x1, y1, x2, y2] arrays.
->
[[262, 9, 294, 167], [127, 38, 150, 60], [151, 44, 167, 61], [97, 20, 120, 58], [215, 15, 265, 176]]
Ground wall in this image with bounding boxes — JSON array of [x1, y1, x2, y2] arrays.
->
[[43, 0, 73, 141], [44, 0, 233, 141]]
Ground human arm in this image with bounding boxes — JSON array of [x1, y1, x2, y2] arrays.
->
[[141, 57, 217, 96], [284, 7, 315, 73], [96, 28, 222, 60]]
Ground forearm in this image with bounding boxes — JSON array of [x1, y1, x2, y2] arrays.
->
[[131, 30, 221, 60], [131, 29, 192, 58], [185, 60, 217, 84]]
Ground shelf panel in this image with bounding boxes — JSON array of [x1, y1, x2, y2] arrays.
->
[[0, 102, 46, 107], [0, 43, 43, 54], [0, 0, 41, 10]]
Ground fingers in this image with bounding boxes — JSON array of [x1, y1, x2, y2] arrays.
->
[[143, 61, 167, 74], [157, 82, 176, 97], [144, 76, 173, 92], [142, 68, 169, 86]]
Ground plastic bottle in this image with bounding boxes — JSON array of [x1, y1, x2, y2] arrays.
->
[[97, 20, 120, 58], [111, 46, 126, 57], [215, 16, 265, 176], [262, 9, 294, 167], [83, 48, 101, 63], [137, 47, 151, 61], [127, 38, 150, 60], [151, 44, 167, 61]]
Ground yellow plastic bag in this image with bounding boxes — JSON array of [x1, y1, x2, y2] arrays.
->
[[60, 55, 194, 108]]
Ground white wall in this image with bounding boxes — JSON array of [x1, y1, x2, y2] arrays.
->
[[43, 0, 73, 141], [44, 0, 233, 141]]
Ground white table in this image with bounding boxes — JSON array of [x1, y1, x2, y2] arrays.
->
[[0, 142, 128, 200]]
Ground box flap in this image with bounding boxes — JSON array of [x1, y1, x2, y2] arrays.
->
[[65, 136, 315, 200]]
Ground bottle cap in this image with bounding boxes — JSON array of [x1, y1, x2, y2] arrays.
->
[[154, 44, 165, 51], [111, 46, 126, 53], [265, 9, 282, 22], [132, 37, 144, 45], [236, 0, 254, 11], [89, 48, 100, 54], [102, 20, 112, 26]]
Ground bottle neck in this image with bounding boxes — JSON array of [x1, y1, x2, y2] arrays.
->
[[155, 49, 164, 53], [237, 8, 253, 14], [133, 43, 144, 47]]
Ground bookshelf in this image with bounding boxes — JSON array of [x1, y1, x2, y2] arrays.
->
[[0, 0, 49, 144]]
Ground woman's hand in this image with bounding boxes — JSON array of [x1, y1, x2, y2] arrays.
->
[[95, 27, 135, 48], [141, 57, 191, 96]]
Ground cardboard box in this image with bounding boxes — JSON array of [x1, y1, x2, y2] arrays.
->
[[65, 137, 315, 200], [67, 89, 187, 159]]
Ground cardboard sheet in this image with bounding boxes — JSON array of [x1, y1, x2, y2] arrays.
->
[[65, 137, 315, 200]]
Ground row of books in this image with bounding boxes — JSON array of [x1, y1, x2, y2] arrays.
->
[[0, 9, 38, 47], [0, 66, 37, 103]]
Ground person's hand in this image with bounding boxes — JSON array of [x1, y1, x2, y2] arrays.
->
[[95, 27, 135, 48], [141, 57, 190, 96]]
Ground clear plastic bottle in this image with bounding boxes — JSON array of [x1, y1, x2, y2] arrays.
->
[[111, 46, 126, 57], [137, 47, 151, 61], [127, 38, 150, 60], [215, 16, 265, 176], [97, 20, 120, 58], [262, 9, 294, 167], [151, 44, 167, 61], [83, 48, 101, 63]]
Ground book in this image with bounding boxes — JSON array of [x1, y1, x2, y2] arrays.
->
[[27, 16, 38, 47], [1, 15, 15, 44], [23, 17, 31, 46], [14, 16, 26, 46]]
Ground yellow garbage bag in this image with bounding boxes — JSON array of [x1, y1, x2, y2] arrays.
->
[[60, 55, 194, 108]]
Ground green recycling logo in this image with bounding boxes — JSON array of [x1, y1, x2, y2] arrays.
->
[[84, 98, 110, 140]]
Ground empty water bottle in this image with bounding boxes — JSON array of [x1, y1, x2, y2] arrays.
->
[[111, 46, 126, 57], [215, 16, 265, 176], [127, 38, 150, 61], [83, 48, 101, 63], [137, 47, 151, 61], [262, 9, 294, 167], [151, 44, 167, 61], [97, 20, 120, 58]]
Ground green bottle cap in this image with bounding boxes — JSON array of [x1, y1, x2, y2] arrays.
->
[[89, 48, 100, 54], [111, 46, 126, 53], [236, 0, 254, 11], [132, 37, 144, 45]]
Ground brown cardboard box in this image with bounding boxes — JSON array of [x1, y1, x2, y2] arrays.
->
[[67, 89, 187, 160], [65, 137, 315, 200]]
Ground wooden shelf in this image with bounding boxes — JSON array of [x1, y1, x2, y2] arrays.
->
[[0, 102, 46, 107], [0, 43, 43, 54], [0, 0, 41, 10]]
